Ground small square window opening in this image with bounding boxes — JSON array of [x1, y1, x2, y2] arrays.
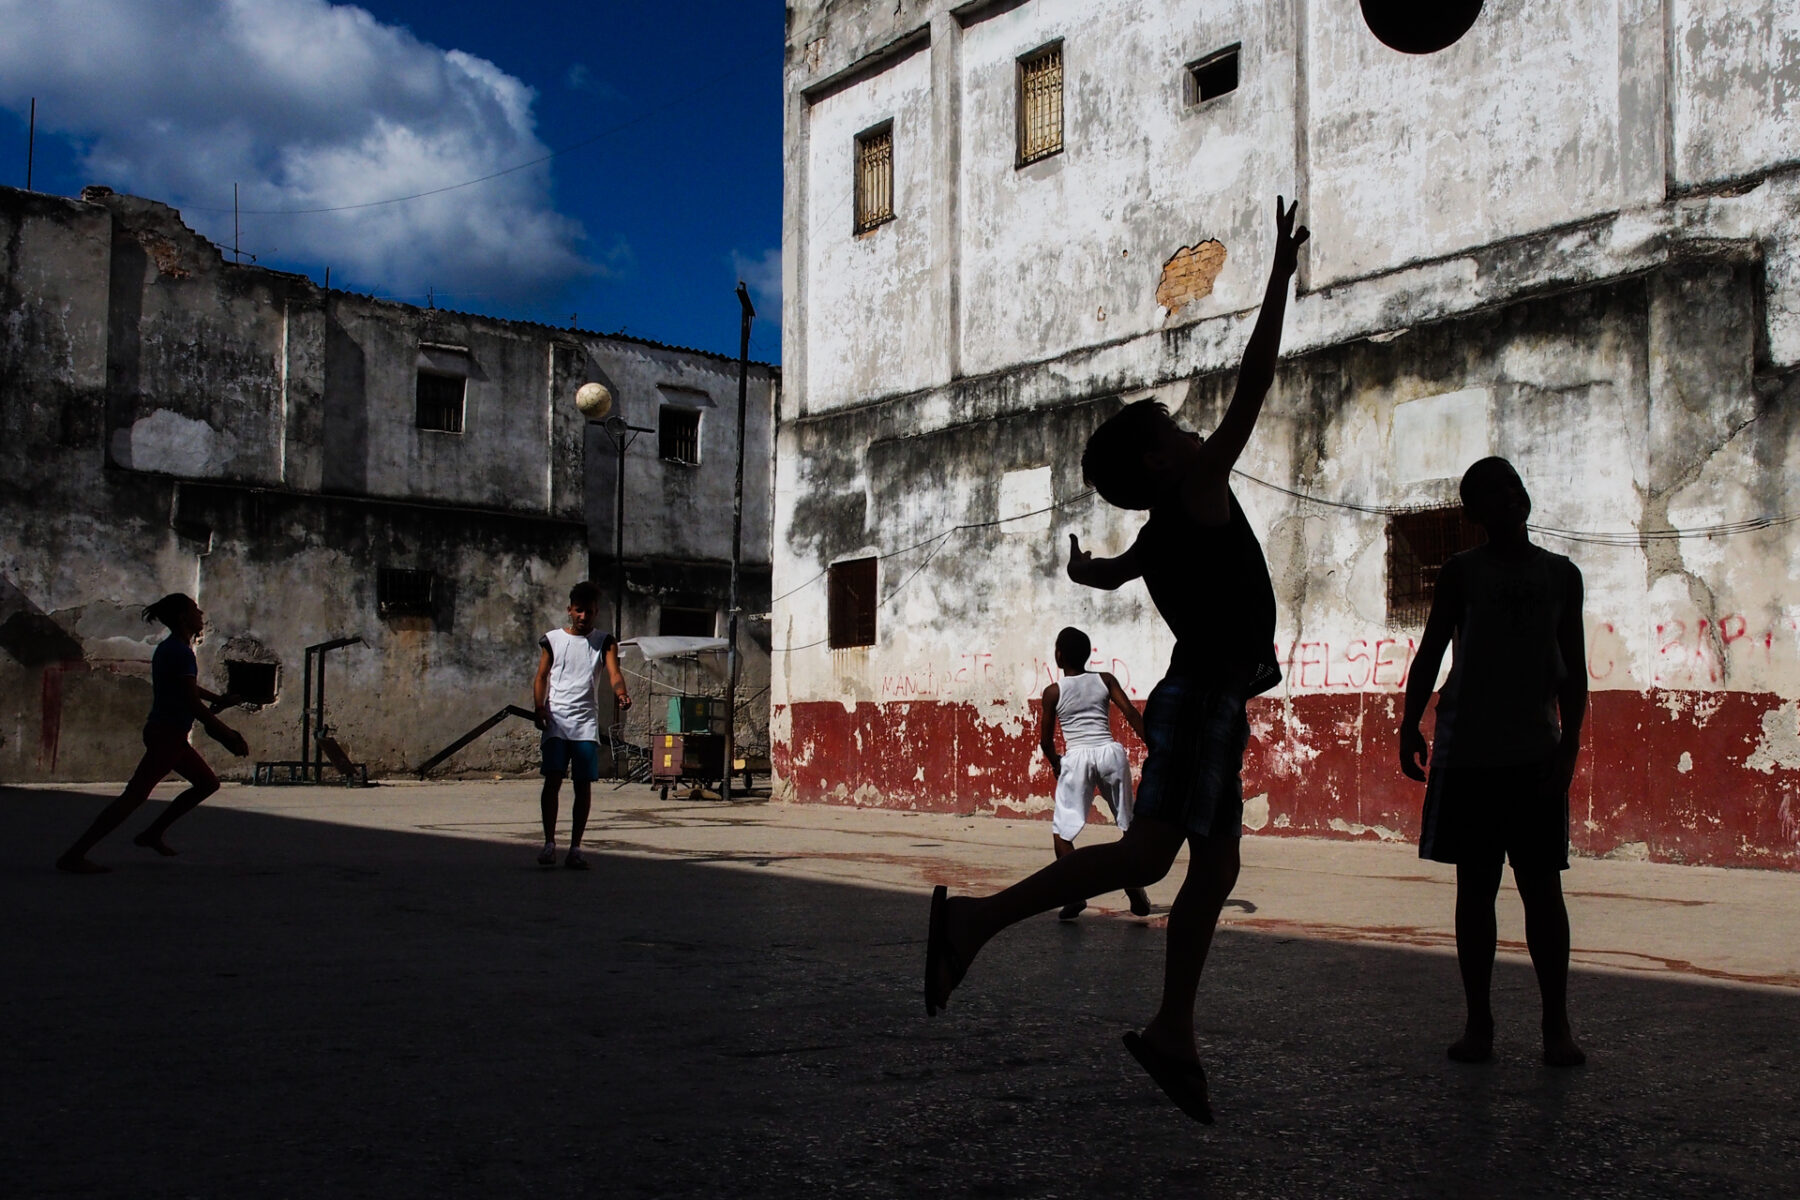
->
[[224, 661, 279, 705], [1386, 507, 1484, 627], [1186, 46, 1240, 106], [854, 123, 895, 234], [378, 568, 436, 617], [1017, 42, 1064, 166], [659, 606, 716, 638], [659, 406, 701, 465], [828, 557, 878, 649], [416, 371, 465, 433]]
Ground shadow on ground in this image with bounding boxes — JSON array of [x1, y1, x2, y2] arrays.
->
[[4, 788, 1796, 1198]]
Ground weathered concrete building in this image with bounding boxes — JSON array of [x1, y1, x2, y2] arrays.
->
[[773, 0, 1800, 868], [1, 184, 776, 782]]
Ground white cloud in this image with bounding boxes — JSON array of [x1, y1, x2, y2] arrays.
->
[[731, 246, 782, 327], [0, 0, 596, 302]]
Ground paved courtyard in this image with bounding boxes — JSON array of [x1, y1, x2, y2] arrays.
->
[[5, 778, 1798, 1198]]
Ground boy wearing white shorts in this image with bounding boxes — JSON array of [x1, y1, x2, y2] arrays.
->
[[1040, 627, 1151, 920]]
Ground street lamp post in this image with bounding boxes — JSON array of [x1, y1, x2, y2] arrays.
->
[[594, 413, 654, 642]]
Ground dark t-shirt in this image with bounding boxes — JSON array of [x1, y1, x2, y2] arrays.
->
[[1132, 489, 1281, 693], [147, 637, 198, 732]]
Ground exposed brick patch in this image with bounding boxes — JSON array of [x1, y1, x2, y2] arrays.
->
[[1155, 239, 1226, 316]]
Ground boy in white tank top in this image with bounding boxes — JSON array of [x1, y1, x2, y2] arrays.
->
[[1039, 627, 1151, 920], [532, 581, 632, 869]]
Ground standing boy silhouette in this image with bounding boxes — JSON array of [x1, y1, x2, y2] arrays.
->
[[1399, 457, 1587, 1067], [924, 197, 1308, 1124], [1039, 626, 1150, 921]]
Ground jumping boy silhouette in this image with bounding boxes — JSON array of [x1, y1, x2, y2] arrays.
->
[[1399, 457, 1587, 1067], [924, 197, 1308, 1124], [1039, 626, 1150, 921]]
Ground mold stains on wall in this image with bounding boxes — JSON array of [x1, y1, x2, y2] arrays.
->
[[1155, 239, 1227, 318]]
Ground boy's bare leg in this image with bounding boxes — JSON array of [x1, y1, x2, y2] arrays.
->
[[57, 752, 170, 871], [570, 780, 593, 851], [930, 818, 1185, 1004], [134, 749, 220, 855], [1450, 858, 1504, 1061], [538, 776, 563, 864], [1515, 867, 1585, 1066], [1137, 833, 1240, 1062], [1053, 833, 1085, 920]]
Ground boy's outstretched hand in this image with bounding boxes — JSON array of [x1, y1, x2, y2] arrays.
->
[[1067, 534, 1095, 584], [1272, 194, 1310, 277], [1399, 723, 1429, 782]]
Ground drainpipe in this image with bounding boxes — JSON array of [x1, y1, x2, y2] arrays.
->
[[723, 282, 755, 804]]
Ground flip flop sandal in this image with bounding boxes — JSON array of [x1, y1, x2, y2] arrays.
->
[[1123, 1031, 1215, 1125], [924, 885, 967, 1016]]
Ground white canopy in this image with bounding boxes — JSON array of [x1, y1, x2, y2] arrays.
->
[[621, 636, 729, 661]]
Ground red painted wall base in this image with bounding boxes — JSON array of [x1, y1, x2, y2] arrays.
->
[[774, 690, 1800, 870]]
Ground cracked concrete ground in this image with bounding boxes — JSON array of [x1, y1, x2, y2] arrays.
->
[[5, 779, 1798, 1198]]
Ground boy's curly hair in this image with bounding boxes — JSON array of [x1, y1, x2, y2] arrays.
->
[[1081, 399, 1168, 510], [1055, 626, 1091, 664], [569, 580, 602, 608]]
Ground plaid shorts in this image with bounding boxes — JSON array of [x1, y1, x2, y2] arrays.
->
[[1131, 675, 1251, 840]]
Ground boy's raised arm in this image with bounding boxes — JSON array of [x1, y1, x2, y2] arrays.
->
[[1067, 534, 1143, 590], [1190, 197, 1309, 491], [1400, 558, 1463, 781]]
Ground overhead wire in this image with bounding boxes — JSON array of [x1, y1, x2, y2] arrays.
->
[[769, 465, 1797, 654]]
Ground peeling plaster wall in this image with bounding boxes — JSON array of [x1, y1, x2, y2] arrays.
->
[[778, 0, 1800, 868], [1, 184, 776, 781]]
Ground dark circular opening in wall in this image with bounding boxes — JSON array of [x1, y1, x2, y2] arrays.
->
[[1360, 0, 1485, 55]]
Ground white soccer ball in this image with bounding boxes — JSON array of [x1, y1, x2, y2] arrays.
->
[[575, 382, 613, 420]]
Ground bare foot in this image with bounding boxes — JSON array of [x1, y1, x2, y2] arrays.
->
[[56, 854, 110, 874], [1543, 1024, 1586, 1067], [133, 832, 178, 856], [1447, 1018, 1494, 1063]]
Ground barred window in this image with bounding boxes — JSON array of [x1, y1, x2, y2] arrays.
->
[[1185, 45, 1240, 106], [659, 406, 701, 465], [415, 371, 465, 433], [1386, 507, 1483, 627], [828, 557, 878, 649], [854, 123, 894, 234], [1017, 42, 1064, 166], [378, 568, 436, 617]]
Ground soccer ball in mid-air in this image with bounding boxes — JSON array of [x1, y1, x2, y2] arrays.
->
[[575, 382, 613, 420]]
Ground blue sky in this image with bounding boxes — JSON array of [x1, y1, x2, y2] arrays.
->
[[0, 0, 785, 361]]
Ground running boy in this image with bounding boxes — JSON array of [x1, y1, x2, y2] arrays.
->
[[1040, 626, 1150, 921], [57, 593, 249, 873], [1399, 457, 1587, 1067], [925, 197, 1308, 1124], [533, 581, 631, 869]]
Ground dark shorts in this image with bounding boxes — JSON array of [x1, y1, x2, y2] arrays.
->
[[1419, 758, 1569, 872], [1130, 675, 1250, 841], [542, 738, 601, 782]]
